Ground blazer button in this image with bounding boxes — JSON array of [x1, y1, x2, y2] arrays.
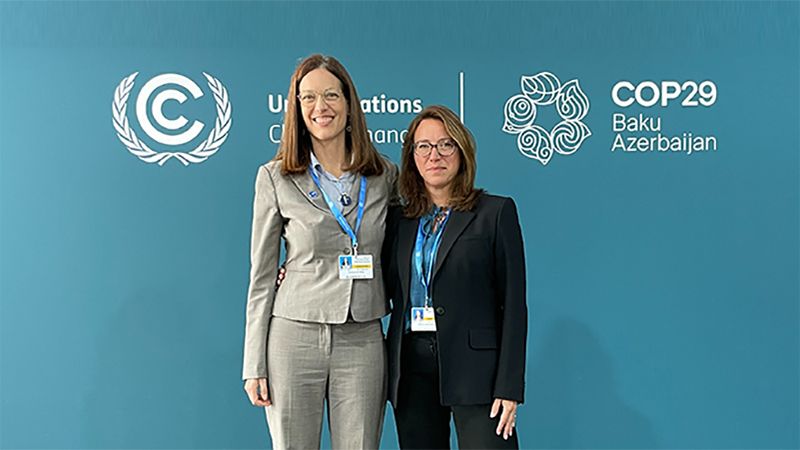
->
[[344, 248, 352, 255], [435, 306, 445, 316]]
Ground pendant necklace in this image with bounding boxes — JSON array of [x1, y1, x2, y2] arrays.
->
[[333, 178, 352, 207]]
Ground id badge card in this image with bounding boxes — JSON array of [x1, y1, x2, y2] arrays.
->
[[411, 306, 437, 332], [338, 254, 374, 280]]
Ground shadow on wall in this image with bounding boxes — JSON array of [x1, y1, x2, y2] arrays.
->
[[526, 318, 658, 449]]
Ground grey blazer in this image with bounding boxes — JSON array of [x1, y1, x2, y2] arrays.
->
[[242, 157, 398, 380]]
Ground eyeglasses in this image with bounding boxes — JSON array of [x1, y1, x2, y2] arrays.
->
[[297, 89, 344, 106], [413, 139, 458, 158]]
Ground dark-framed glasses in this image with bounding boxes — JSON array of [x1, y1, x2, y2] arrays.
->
[[413, 139, 458, 157], [297, 89, 344, 106]]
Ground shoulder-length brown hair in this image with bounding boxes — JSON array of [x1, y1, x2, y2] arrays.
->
[[275, 54, 383, 176], [399, 105, 482, 218]]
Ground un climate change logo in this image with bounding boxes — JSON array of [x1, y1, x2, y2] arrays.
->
[[112, 72, 231, 166], [502, 72, 591, 166]]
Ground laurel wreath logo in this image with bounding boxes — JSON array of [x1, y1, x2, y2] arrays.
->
[[502, 71, 591, 166], [112, 72, 231, 166]]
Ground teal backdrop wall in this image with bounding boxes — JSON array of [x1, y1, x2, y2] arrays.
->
[[1, 1, 798, 449]]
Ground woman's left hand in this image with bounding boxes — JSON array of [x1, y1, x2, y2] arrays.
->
[[490, 398, 518, 440]]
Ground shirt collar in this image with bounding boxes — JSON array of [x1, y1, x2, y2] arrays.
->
[[309, 150, 324, 174], [421, 206, 450, 236], [309, 151, 354, 182], [426, 205, 449, 218]]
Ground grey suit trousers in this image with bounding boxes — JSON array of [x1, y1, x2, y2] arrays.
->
[[265, 316, 387, 450]]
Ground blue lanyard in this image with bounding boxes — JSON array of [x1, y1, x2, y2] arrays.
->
[[414, 209, 450, 307], [309, 166, 367, 253]]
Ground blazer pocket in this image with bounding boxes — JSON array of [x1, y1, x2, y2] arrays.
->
[[285, 259, 322, 273], [469, 328, 498, 350], [457, 235, 490, 252]]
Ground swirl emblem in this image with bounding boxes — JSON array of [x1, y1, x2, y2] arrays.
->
[[503, 95, 537, 133], [517, 126, 552, 165], [502, 71, 591, 166], [112, 72, 232, 166]]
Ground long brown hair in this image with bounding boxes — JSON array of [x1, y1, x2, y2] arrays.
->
[[275, 54, 383, 176], [399, 105, 482, 218]]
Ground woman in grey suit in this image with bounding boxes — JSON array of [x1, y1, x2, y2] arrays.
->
[[242, 54, 397, 450]]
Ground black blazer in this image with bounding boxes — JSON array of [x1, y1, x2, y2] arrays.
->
[[384, 193, 528, 407]]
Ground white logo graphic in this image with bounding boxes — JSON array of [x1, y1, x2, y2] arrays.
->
[[502, 71, 591, 166], [112, 72, 231, 166]]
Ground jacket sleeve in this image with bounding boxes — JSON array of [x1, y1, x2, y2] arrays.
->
[[492, 197, 528, 403], [242, 165, 283, 380], [382, 204, 402, 307]]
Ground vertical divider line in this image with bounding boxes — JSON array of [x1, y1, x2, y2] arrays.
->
[[459, 71, 464, 123]]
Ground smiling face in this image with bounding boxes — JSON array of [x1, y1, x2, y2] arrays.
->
[[413, 118, 461, 198], [298, 68, 348, 147]]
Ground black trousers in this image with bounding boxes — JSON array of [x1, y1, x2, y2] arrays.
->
[[393, 333, 519, 450]]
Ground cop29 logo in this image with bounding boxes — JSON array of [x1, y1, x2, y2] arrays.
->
[[502, 71, 591, 166], [112, 72, 231, 166]]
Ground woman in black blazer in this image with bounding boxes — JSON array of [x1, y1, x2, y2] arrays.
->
[[385, 105, 528, 449]]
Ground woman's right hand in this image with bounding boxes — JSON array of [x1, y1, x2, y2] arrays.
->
[[275, 265, 286, 291], [244, 378, 271, 407]]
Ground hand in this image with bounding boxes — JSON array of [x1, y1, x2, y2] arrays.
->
[[244, 378, 271, 407], [490, 398, 518, 440], [275, 265, 286, 291]]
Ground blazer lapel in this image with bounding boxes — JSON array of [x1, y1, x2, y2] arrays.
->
[[397, 216, 418, 310], [432, 210, 476, 281], [288, 171, 330, 214]]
